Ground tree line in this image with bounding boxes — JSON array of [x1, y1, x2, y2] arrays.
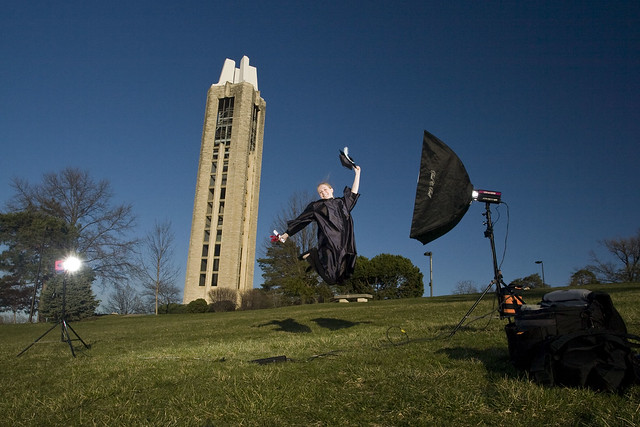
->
[[4, 167, 635, 320], [453, 229, 640, 294], [0, 168, 181, 322]]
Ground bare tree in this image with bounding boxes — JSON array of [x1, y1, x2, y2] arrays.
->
[[156, 281, 182, 313], [137, 220, 181, 315], [453, 280, 479, 295], [105, 282, 146, 314], [272, 190, 317, 253], [208, 287, 238, 312], [7, 168, 138, 284], [589, 229, 640, 283]]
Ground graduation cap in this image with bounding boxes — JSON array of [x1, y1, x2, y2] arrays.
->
[[339, 147, 357, 170]]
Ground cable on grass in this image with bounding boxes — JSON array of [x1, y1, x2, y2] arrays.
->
[[306, 349, 343, 362], [386, 326, 410, 346]]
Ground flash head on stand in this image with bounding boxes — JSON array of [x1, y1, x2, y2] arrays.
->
[[472, 189, 502, 204]]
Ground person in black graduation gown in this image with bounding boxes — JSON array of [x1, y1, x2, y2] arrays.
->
[[279, 166, 361, 285]]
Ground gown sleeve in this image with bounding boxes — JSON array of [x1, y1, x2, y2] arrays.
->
[[285, 202, 317, 236], [342, 186, 360, 212]]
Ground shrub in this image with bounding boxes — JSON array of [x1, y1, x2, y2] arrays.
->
[[186, 298, 208, 313], [162, 303, 186, 314], [210, 300, 236, 312]]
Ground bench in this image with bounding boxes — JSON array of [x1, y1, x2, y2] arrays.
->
[[331, 294, 373, 303]]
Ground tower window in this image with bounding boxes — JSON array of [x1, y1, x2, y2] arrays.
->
[[215, 98, 234, 147], [250, 105, 259, 151]]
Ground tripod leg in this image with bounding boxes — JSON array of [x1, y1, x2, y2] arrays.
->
[[65, 322, 90, 350], [61, 320, 77, 357], [448, 281, 495, 338], [17, 321, 60, 357]]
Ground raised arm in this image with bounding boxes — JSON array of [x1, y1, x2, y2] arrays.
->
[[351, 165, 361, 194]]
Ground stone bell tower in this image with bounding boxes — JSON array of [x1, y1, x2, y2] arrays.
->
[[183, 56, 266, 304]]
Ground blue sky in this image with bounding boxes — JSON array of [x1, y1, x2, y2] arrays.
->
[[1, 1, 638, 300]]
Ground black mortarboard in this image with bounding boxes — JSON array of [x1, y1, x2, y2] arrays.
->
[[339, 147, 357, 170]]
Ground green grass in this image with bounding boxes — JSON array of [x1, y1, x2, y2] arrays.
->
[[2, 284, 639, 426]]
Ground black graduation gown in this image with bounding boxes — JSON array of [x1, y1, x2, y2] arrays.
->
[[285, 186, 360, 284]]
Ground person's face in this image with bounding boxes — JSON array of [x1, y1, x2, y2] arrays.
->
[[317, 184, 334, 200]]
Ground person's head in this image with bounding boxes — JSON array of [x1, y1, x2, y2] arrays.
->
[[317, 182, 334, 199]]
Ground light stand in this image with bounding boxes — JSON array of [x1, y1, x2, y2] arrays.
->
[[424, 252, 433, 297], [18, 256, 90, 357], [449, 191, 513, 337]]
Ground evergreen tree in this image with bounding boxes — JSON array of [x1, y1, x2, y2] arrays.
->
[[343, 254, 424, 299], [569, 268, 598, 286], [39, 269, 99, 321], [0, 211, 73, 321], [257, 239, 321, 304]]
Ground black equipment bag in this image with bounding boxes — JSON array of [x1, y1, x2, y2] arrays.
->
[[505, 289, 640, 392], [529, 329, 640, 392]]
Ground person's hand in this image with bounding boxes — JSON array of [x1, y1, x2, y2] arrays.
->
[[354, 165, 361, 174], [279, 233, 289, 243]]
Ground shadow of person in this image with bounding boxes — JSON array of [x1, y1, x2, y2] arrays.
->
[[311, 317, 371, 331], [257, 318, 312, 333]]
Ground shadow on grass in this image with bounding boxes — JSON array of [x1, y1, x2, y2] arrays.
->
[[437, 346, 516, 377], [256, 318, 312, 333], [311, 318, 372, 330], [255, 317, 372, 333]]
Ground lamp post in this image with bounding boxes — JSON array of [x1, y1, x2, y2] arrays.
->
[[424, 252, 433, 297], [535, 260, 545, 287]]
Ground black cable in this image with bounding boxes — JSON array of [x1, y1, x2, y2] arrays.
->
[[497, 202, 510, 272], [386, 326, 410, 346]]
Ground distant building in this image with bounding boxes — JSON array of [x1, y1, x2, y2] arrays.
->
[[183, 56, 266, 304]]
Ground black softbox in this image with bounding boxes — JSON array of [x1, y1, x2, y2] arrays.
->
[[410, 130, 474, 245]]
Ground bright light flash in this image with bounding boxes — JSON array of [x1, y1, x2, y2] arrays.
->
[[63, 256, 82, 273]]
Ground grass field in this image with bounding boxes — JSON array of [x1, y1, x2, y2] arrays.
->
[[1, 284, 639, 426]]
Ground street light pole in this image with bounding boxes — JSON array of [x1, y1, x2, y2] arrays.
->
[[535, 260, 545, 287], [424, 252, 433, 297]]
